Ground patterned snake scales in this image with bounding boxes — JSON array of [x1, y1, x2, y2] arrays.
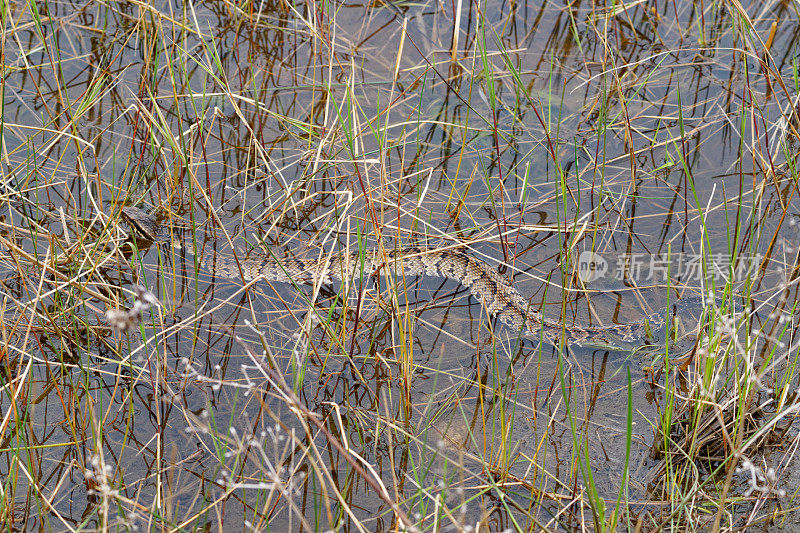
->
[[122, 207, 693, 348]]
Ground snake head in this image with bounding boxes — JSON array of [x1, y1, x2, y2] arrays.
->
[[121, 206, 162, 241]]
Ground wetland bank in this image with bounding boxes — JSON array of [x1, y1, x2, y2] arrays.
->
[[1, 0, 799, 531]]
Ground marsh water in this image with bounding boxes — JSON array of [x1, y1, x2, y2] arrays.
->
[[2, 0, 799, 530]]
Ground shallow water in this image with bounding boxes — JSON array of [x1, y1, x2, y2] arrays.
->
[[2, 0, 798, 529]]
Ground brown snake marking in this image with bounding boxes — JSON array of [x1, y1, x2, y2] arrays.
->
[[122, 207, 694, 348]]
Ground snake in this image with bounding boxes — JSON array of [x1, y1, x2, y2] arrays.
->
[[121, 206, 699, 348]]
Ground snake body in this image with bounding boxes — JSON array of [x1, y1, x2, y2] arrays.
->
[[122, 207, 682, 348]]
